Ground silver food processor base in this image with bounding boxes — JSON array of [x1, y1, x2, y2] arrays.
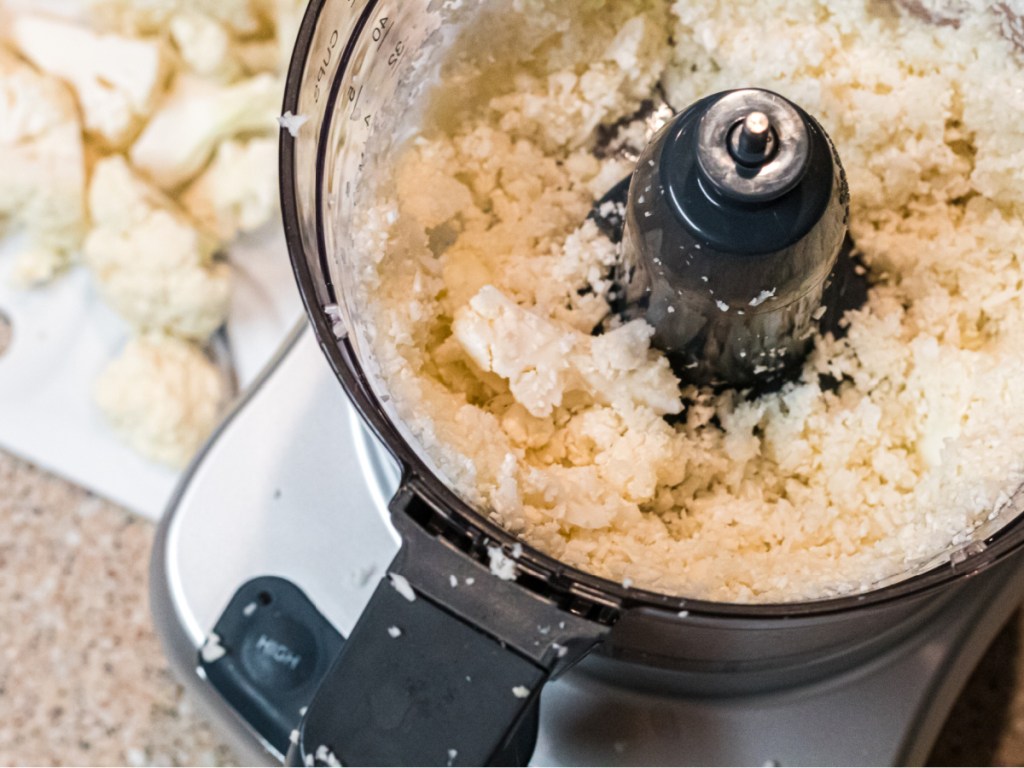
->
[[152, 323, 1024, 767]]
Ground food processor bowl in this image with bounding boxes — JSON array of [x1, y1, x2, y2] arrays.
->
[[279, 0, 1024, 763]]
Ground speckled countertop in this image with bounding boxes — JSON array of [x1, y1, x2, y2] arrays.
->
[[0, 451, 237, 767], [3, 446, 1024, 767]]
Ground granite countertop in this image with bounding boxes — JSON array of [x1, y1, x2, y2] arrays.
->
[[3, 447, 1024, 766], [0, 451, 237, 766]]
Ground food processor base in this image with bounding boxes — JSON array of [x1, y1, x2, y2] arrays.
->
[[152, 324, 1024, 767]]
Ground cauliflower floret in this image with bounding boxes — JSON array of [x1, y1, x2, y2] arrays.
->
[[83, 155, 230, 341], [0, 48, 86, 284], [182, 137, 278, 240], [11, 14, 169, 149], [169, 12, 242, 81], [130, 72, 280, 189], [94, 333, 227, 468]]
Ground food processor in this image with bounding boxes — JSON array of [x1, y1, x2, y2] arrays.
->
[[151, 0, 1024, 764]]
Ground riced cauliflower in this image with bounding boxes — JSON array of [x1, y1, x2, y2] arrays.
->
[[353, 0, 1024, 602], [94, 332, 227, 468], [11, 14, 169, 148], [83, 155, 230, 341], [0, 48, 86, 285]]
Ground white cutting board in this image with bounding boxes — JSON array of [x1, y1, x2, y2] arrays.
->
[[0, 0, 304, 519], [0, 228, 303, 520]]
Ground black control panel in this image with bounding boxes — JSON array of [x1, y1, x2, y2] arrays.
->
[[198, 576, 344, 756]]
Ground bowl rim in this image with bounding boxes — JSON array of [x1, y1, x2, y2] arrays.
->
[[277, 0, 1024, 625]]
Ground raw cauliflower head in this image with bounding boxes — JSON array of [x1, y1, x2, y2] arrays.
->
[[0, 48, 87, 285], [94, 332, 227, 468], [83, 155, 230, 341]]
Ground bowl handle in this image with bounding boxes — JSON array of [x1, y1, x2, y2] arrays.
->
[[286, 488, 607, 766]]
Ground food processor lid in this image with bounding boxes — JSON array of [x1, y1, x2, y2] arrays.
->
[[278, 0, 1024, 625]]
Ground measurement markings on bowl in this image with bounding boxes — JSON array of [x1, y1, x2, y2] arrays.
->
[[313, 28, 341, 104], [345, 18, 407, 129]]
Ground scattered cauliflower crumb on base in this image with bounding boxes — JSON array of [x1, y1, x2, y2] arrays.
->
[[353, 0, 1024, 603]]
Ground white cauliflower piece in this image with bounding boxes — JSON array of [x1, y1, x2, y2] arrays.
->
[[576, 321, 685, 417], [130, 73, 280, 189], [89, 0, 270, 38], [453, 286, 682, 419], [11, 14, 169, 149], [84, 156, 230, 341], [182, 137, 278, 240], [0, 48, 86, 284], [94, 333, 227, 468], [454, 285, 577, 418]]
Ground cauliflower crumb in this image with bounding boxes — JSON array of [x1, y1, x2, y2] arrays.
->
[[94, 333, 227, 468], [200, 632, 226, 663], [388, 573, 417, 602], [314, 745, 341, 767], [278, 111, 310, 138], [487, 545, 518, 581]]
